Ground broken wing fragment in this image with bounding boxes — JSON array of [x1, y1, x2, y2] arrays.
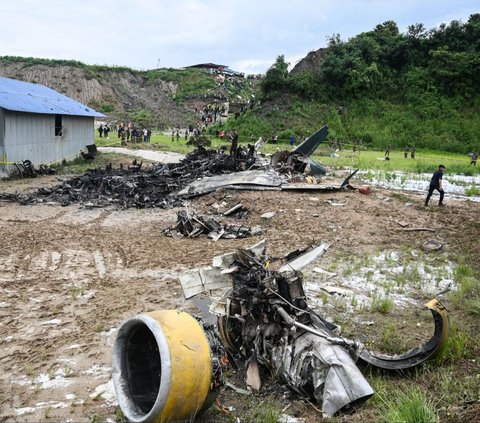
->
[[357, 298, 449, 369]]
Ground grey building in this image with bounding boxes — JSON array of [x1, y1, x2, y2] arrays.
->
[[0, 76, 104, 175]]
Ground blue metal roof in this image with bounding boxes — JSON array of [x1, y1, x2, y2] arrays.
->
[[0, 76, 104, 117]]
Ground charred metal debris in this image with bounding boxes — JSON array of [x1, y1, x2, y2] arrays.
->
[[164, 208, 262, 240], [0, 125, 360, 208], [0, 146, 256, 208], [179, 240, 449, 417]]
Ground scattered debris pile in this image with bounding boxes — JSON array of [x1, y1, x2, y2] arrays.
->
[[0, 146, 259, 208], [178, 240, 450, 417], [13, 159, 57, 178], [164, 209, 262, 241], [0, 126, 364, 208], [180, 240, 373, 416]]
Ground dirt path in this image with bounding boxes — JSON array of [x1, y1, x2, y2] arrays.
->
[[0, 176, 479, 422]]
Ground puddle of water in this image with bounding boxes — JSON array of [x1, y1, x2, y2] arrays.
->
[[304, 249, 456, 313], [357, 170, 480, 201], [98, 147, 184, 163]]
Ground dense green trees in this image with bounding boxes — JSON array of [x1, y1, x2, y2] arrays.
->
[[261, 15, 480, 102], [255, 15, 480, 153]]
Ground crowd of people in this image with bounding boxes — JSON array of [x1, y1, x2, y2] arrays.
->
[[98, 123, 153, 144]]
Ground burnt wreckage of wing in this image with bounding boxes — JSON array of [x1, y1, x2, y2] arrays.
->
[[0, 125, 353, 207]]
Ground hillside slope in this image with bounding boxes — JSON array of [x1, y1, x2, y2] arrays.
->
[[0, 58, 260, 128]]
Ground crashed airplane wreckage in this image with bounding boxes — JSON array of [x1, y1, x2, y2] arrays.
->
[[113, 240, 449, 422], [0, 125, 360, 208]]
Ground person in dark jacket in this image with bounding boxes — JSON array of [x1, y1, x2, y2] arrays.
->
[[230, 129, 239, 158], [425, 165, 445, 206]]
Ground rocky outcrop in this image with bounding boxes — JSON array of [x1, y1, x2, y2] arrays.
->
[[290, 48, 326, 75]]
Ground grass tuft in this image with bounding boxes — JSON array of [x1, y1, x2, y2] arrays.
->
[[371, 294, 394, 314], [376, 386, 439, 423]]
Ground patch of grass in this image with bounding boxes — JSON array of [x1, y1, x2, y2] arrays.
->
[[44, 406, 52, 419], [435, 366, 480, 405], [25, 365, 34, 376], [71, 285, 83, 300], [94, 323, 105, 333], [34, 382, 41, 396], [377, 321, 404, 353], [371, 294, 394, 314], [463, 299, 480, 315], [114, 407, 125, 422], [90, 414, 102, 423], [325, 259, 339, 273], [343, 263, 354, 277], [245, 403, 282, 423], [453, 263, 480, 313], [436, 321, 469, 363], [351, 295, 358, 309], [51, 152, 126, 175], [464, 185, 479, 196], [391, 192, 411, 202], [320, 291, 329, 305], [376, 386, 439, 423]]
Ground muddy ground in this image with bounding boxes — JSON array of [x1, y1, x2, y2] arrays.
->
[[0, 169, 479, 422]]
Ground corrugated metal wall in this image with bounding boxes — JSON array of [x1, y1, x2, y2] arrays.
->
[[0, 109, 5, 175], [3, 111, 94, 165]]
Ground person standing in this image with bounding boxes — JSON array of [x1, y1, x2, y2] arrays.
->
[[404, 145, 409, 158], [425, 165, 445, 207], [411, 145, 416, 159], [103, 124, 110, 139], [230, 129, 239, 158], [470, 151, 478, 166], [385, 144, 391, 159]]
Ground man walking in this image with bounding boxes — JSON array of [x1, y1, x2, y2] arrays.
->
[[425, 165, 445, 207], [385, 144, 391, 160], [470, 151, 478, 166]]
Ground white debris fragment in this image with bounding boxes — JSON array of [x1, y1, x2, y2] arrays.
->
[[261, 211, 276, 219], [40, 318, 62, 326], [63, 344, 81, 350], [82, 365, 111, 377], [15, 401, 68, 416], [89, 380, 117, 405], [280, 414, 306, 423]]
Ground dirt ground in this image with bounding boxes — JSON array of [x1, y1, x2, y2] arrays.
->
[[0, 171, 479, 422]]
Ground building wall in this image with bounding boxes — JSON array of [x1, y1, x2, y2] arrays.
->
[[3, 111, 94, 166], [0, 109, 6, 175], [0, 109, 5, 155]]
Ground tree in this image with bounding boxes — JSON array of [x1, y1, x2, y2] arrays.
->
[[261, 55, 290, 98]]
